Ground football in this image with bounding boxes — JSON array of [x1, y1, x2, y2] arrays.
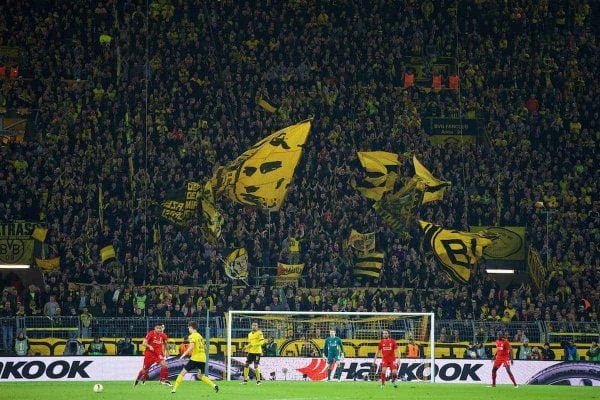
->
[[93, 384, 104, 393]]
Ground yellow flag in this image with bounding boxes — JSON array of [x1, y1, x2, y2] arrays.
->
[[419, 220, 495, 284], [354, 151, 400, 201], [275, 262, 305, 286], [100, 245, 116, 262], [347, 230, 376, 253], [31, 227, 48, 242], [413, 156, 450, 203], [201, 184, 224, 246], [354, 252, 384, 278], [224, 248, 249, 281], [35, 257, 60, 272], [258, 98, 278, 113], [212, 120, 312, 210]]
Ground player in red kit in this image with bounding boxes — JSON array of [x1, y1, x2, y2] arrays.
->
[[491, 332, 518, 388], [134, 323, 172, 387], [372, 329, 401, 388]]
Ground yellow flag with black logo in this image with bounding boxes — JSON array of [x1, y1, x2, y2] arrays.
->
[[469, 226, 526, 261], [347, 230, 376, 253], [275, 262, 305, 286], [373, 188, 423, 234], [353, 151, 399, 201], [100, 245, 116, 263], [412, 156, 450, 204], [419, 220, 495, 284], [212, 120, 311, 210], [354, 251, 385, 279], [35, 257, 60, 272], [224, 248, 249, 281]]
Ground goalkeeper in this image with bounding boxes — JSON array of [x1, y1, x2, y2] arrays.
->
[[242, 322, 268, 385], [323, 329, 345, 381]]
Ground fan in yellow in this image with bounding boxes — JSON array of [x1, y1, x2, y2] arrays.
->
[[211, 120, 312, 210]]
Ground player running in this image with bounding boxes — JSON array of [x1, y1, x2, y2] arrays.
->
[[170, 321, 218, 394], [372, 329, 400, 388], [490, 331, 518, 388], [134, 322, 172, 387], [242, 322, 268, 385], [323, 329, 345, 381]]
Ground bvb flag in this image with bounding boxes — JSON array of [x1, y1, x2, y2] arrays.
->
[[200, 181, 224, 245], [354, 251, 385, 279], [275, 262, 305, 286], [100, 245, 116, 263], [224, 248, 249, 281], [373, 189, 423, 234], [419, 220, 496, 284], [35, 257, 60, 272], [352, 151, 400, 201], [211, 120, 312, 210]]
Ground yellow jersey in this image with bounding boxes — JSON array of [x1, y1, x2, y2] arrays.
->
[[189, 331, 206, 362], [247, 330, 267, 354]]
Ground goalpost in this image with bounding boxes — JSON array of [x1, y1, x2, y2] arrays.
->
[[226, 311, 435, 383]]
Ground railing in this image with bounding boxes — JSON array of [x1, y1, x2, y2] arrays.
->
[[545, 321, 600, 344]]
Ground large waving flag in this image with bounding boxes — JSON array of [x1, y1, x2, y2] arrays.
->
[[200, 181, 224, 245], [412, 156, 450, 204], [419, 220, 496, 284], [212, 120, 312, 210], [160, 181, 202, 226], [352, 151, 399, 201], [373, 189, 423, 234]]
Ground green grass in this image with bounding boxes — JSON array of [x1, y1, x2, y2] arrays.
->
[[1, 381, 599, 400]]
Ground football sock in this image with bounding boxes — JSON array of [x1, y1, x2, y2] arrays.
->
[[243, 367, 249, 381], [136, 369, 145, 380], [159, 367, 168, 381], [392, 373, 397, 382], [327, 367, 332, 380], [381, 372, 386, 385], [508, 371, 517, 385], [492, 371, 497, 385], [255, 367, 261, 382], [174, 375, 183, 391], [201, 375, 216, 388]]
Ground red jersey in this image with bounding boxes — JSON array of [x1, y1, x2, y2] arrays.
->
[[495, 338, 512, 360], [145, 330, 168, 356], [378, 338, 398, 361]]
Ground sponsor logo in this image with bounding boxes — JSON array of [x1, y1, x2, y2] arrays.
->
[[295, 359, 484, 382], [0, 360, 92, 380], [527, 362, 600, 386]]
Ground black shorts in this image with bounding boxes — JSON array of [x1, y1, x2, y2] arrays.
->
[[184, 359, 206, 373], [246, 353, 261, 365]]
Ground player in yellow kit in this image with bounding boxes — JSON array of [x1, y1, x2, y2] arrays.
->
[[171, 321, 219, 394], [242, 322, 268, 385]]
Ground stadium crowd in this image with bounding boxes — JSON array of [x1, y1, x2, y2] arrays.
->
[[0, 0, 598, 345]]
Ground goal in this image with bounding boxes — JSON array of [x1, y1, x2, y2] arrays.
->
[[226, 311, 435, 382]]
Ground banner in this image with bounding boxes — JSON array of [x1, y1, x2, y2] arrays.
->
[[224, 248, 249, 281], [347, 230, 375, 253], [469, 226, 526, 261], [419, 220, 496, 284], [275, 262, 305, 286], [160, 181, 202, 225], [212, 120, 312, 210], [353, 252, 384, 279], [35, 257, 60, 272], [528, 247, 547, 294], [100, 245, 116, 263], [373, 189, 423, 234], [231, 357, 599, 385], [0, 221, 36, 265], [423, 117, 481, 145]]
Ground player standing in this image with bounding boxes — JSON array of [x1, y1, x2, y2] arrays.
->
[[134, 322, 172, 387], [242, 322, 268, 384], [372, 329, 400, 388], [491, 332, 518, 388], [170, 321, 218, 394], [323, 329, 345, 381]]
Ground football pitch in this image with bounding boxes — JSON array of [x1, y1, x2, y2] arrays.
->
[[1, 381, 598, 400]]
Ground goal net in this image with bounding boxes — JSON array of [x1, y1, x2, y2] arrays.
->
[[226, 311, 435, 382]]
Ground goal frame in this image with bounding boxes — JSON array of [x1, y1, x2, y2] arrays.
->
[[226, 310, 436, 382]]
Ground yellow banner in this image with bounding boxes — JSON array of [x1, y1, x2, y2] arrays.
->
[[528, 247, 547, 294], [0, 221, 36, 265], [35, 257, 60, 272], [258, 98, 278, 113], [276, 262, 305, 286], [212, 120, 311, 210], [100, 245, 116, 262], [31, 227, 48, 242], [419, 220, 495, 284], [469, 226, 526, 261]]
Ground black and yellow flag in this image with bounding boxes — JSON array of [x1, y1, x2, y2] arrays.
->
[[258, 98, 278, 113], [528, 247, 547, 294], [352, 151, 399, 201], [224, 248, 249, 281], [412, 156, 451, 204], [35, 257, 60, 272], [419, 220, 495, 284], [212, 120, 311, 210], [161, 181, 202, 225], [31, 227, 48, 242], [275, 262, 305, 286], [347, 230, 376, 253], [354, 251, 385, 279], [200, 181, 224, 245], [100, 245, 116, 263], [373, 189, 423, 234]]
